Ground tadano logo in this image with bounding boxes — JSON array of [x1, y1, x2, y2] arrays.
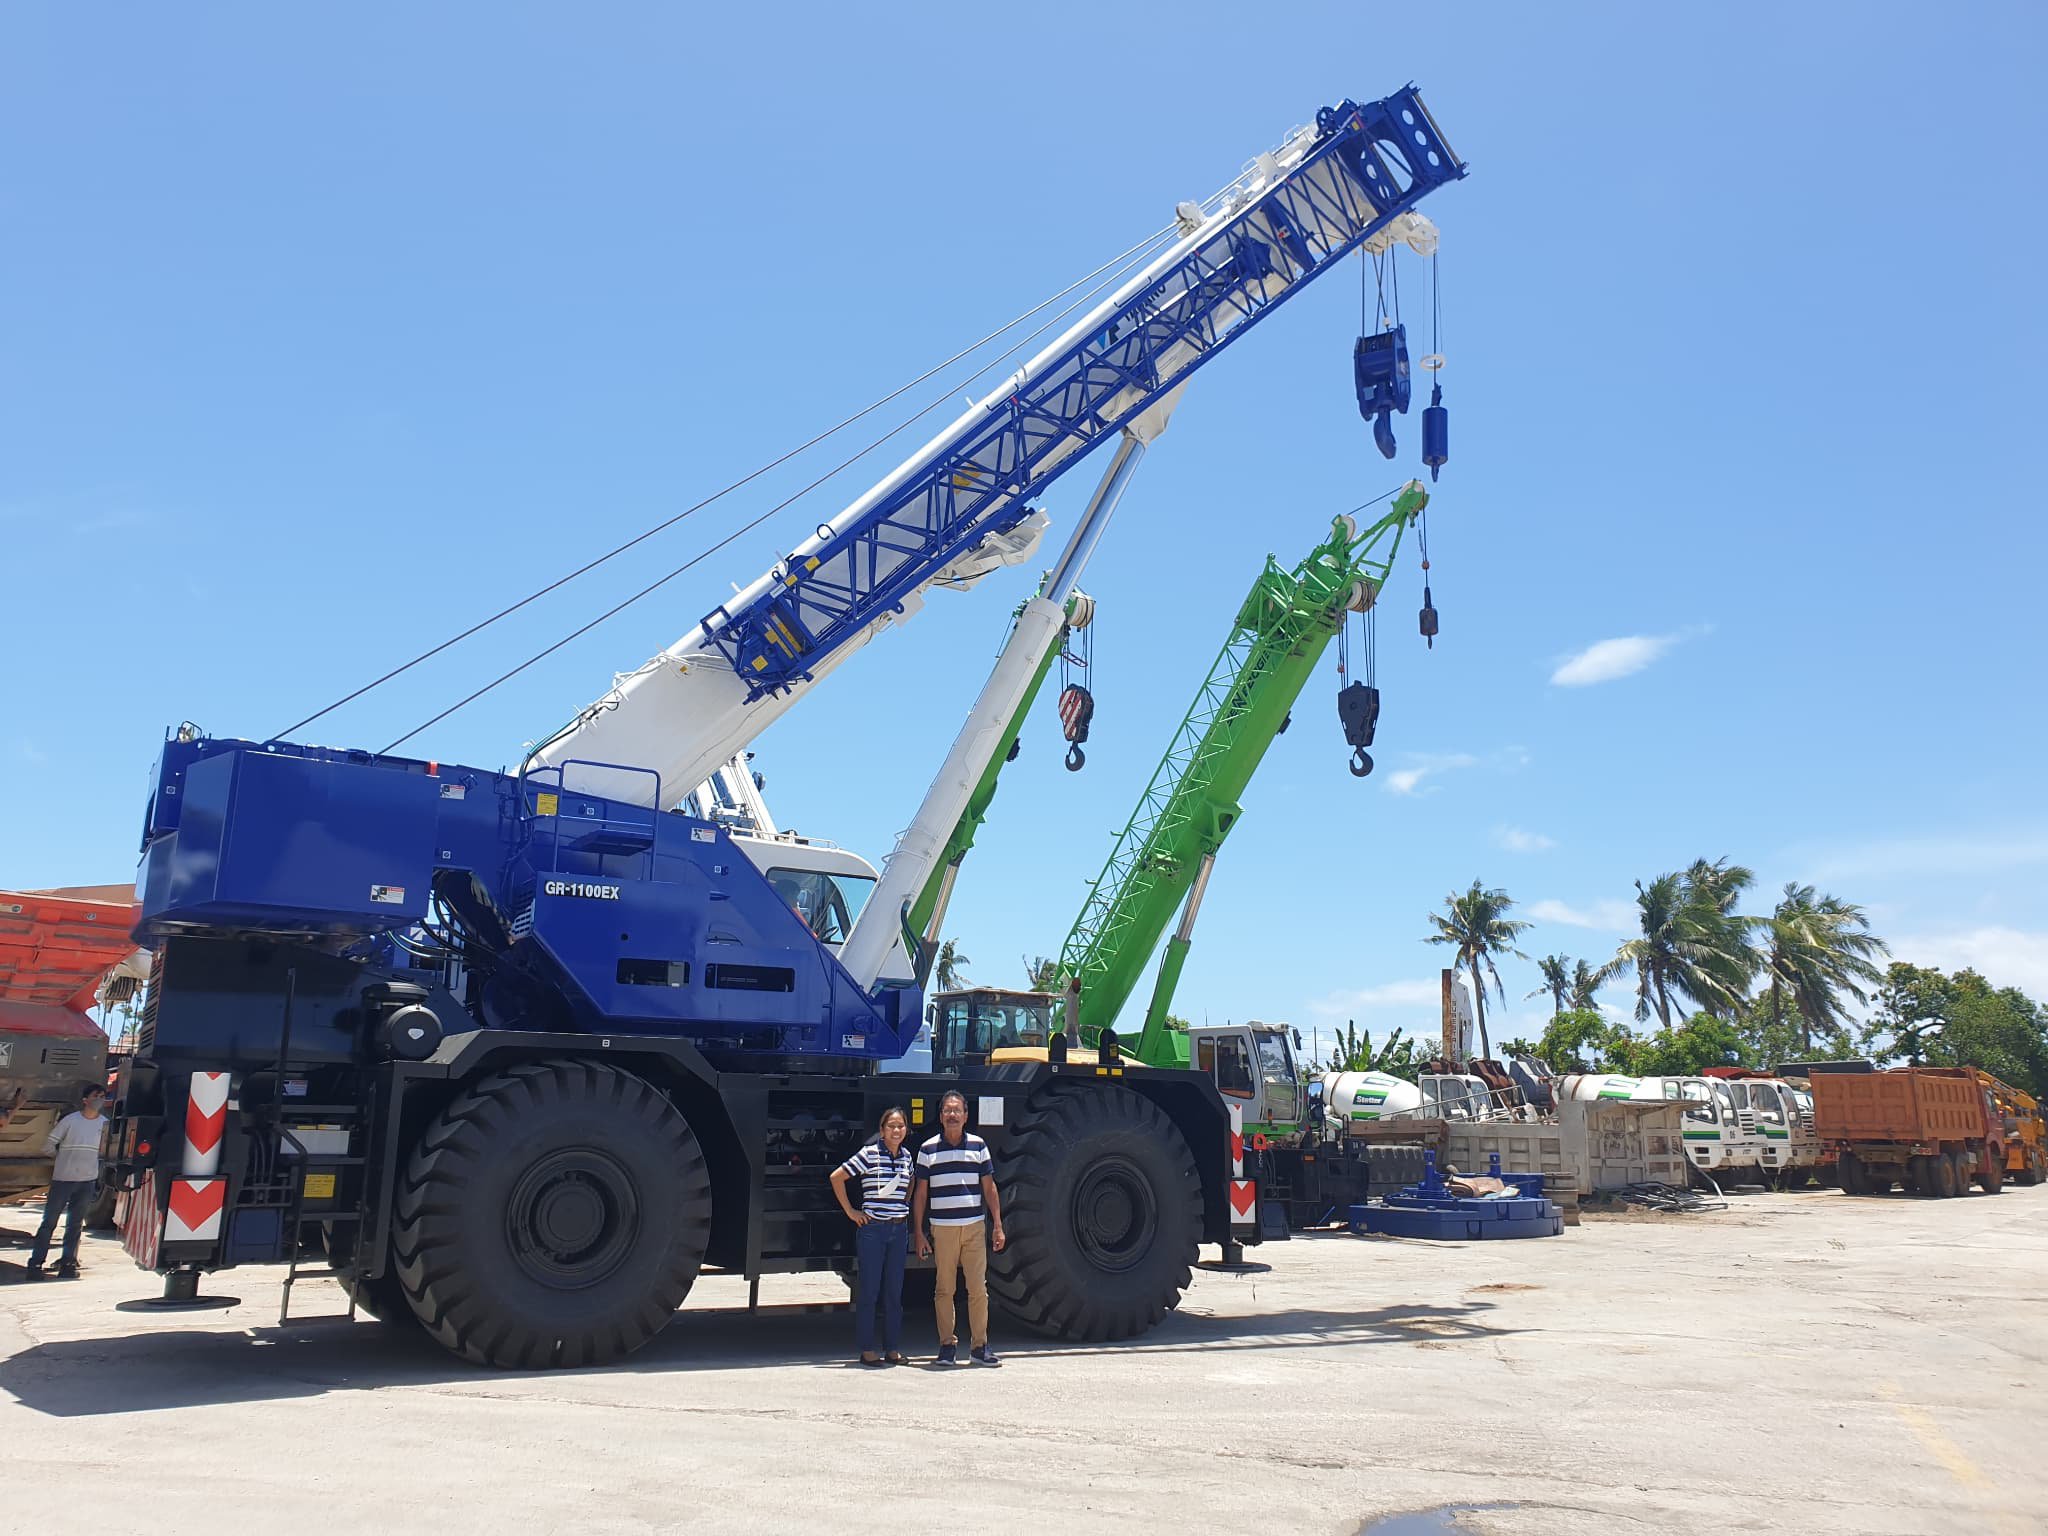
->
[[544, 880, 621, 900]]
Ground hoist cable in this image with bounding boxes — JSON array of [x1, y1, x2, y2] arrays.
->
[[278, 214, 1192, 741], [380, 217, 1205, 755]]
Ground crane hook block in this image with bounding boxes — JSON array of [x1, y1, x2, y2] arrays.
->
[[1337, 681, 1380, 780], [1353, 325, 1412, 461], [1059, 683, 1094, 773], [1421, 382, 1448, 481], [1419, 584, 1440, 648]]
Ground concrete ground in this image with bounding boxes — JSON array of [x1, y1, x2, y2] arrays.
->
[[2, 1187, 2043, 1536]]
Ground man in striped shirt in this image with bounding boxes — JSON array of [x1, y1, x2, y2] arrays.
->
[[912, 1090, 1006, 1366]]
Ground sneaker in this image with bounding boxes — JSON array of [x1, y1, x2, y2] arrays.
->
[[935, 1343, 959, 1366], [970, 1345, 1002, 1368]]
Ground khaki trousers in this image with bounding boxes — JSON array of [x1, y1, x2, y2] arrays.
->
[[931, 1222, 989, 1348]]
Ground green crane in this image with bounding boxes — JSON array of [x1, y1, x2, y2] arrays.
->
[[1056, 482, 1433, 1069]]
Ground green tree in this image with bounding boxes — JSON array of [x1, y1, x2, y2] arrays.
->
[[1424, 880, 1531, 1060], [1865, 962, 2048, 1096], [932, 938, 971, 993], [1761, 883, 1887, 1051], [1601, 860, 1760, 1029], [1729, 994, 1853, 1073], [1607, 1014, 1747, 1077], [1568, 959, 1601, 1013], [1533, 1007, 1627, 1072], [1022, 954, 1060, 992], [1525, 954, 1575, 1016]]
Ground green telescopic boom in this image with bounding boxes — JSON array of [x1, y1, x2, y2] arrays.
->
[[1057, 482, 1432, 1060]]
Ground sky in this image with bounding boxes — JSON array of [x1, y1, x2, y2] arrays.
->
[[4, 5, 2045, 1055]]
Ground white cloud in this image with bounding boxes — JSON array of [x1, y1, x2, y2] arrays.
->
[[1798, 832, 2048, 885], [1527, 897, 1638, 932], [1550, 634, 1679, 687], [1888, 927, 2048, 998], [1380, 752, 1476, 797], [1493, 825, 1555, 854], [1307, 977, 1444, 1020]]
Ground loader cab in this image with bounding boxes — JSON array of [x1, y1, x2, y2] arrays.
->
[[1189, 1021, 1305, 1136], [926, 988, 1055, 1071]]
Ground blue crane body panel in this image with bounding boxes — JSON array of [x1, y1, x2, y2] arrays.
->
[[137, 735, 915, 1059]]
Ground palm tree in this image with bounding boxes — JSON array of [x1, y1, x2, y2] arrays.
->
[[1763, 883, 1888, 1051], [1525, 954, 1575, 1016], [1022, 954, 1060, 992], [1569, 959, 1600, 1012], [1601, 861, 1761, 1029], [933, 938, 971, 993], [1424, 880, 1530, 1060]]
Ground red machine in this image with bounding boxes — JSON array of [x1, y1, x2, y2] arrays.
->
[[0, 885, 136, 1200]]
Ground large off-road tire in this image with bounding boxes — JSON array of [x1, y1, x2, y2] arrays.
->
[[392, 1060, 711, 1369], [987, 1084, 1202, 1342]]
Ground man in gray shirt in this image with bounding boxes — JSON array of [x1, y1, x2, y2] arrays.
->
[[28, 1082, 108, 1279]]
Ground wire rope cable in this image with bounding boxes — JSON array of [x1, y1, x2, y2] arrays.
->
[[379, 211, 1220, 757], [278, 209, 1198, 742]]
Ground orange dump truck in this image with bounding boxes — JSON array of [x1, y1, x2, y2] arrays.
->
[[1809, 1065, 2006, 1198], [1974, 1071, 2045, 1186]]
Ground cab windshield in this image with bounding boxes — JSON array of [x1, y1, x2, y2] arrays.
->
[[1255, 1032, 1294, 1088], [767, 868, 875, 945]]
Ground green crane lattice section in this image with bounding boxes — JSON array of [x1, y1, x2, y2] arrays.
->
[[1058, 486, 1428, 1051]]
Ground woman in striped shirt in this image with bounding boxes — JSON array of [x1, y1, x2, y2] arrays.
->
[[830, 1106, 913, 1366]]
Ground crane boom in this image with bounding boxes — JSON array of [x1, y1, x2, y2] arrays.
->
[[533, 91, 1463, 807], [1057, 488, 1432, 1049]]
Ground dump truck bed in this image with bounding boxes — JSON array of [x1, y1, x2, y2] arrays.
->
[[1809, 1066, 1990, 1145]]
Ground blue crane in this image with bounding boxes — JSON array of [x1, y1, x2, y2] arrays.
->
[[109, 89, 1467, 1367]]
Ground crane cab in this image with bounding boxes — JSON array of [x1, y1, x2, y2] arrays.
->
[[1187, 1022, 1306, 1140]]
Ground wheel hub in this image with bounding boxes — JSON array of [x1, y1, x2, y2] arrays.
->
[[506, 1149, 640, 1289], [1071, 1157, 1156, 1274]]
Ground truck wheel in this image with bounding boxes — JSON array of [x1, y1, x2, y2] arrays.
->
[[1928, 1153, 1959, 1198], [1837, 1154, 1862, 1196], [988, 1084, 1201, 1342], [1978, 1154, 2004, 1194], [393, 1060, 712, 1369]]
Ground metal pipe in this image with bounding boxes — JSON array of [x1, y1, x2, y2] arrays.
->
[[1044, 433, 1146, 599]]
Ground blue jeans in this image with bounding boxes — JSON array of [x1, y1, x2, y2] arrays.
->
[[854, 1218, 908, 1355], [30, 1180, 94, 1268]]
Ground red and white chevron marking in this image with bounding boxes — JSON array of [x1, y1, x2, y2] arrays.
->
[[1226, 1102, 1255, 1225], [1229, 1178, 1258, 1224], [164, 1178, 226, 1243], [183, 1071, 230, 1176], [120, 1172, 163, 1270]]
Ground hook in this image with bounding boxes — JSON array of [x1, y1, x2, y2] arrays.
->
[[1349, 748, 1374, 778], [1065, 743, 1086, 772]]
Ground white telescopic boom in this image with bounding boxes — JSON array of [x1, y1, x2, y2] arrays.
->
[[839, 393, 1177, 989]]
